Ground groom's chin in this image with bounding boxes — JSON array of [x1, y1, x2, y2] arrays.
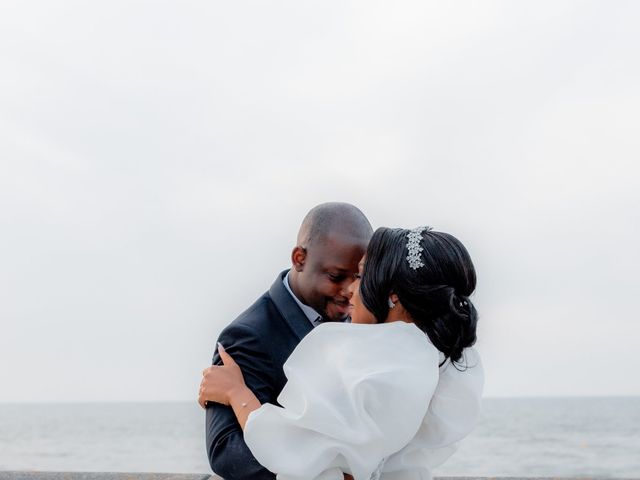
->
[[324, 302, 353, 322]]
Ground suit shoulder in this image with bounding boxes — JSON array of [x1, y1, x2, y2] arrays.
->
[[220, 292, 279, 338], [214, 292, 282, 369]]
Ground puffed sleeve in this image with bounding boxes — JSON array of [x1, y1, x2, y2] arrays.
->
[[243, 322, 441, 480], [381, 347, 484, 479]]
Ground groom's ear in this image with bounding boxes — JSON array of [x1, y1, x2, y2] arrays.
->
[[291, 246, 307, 272]]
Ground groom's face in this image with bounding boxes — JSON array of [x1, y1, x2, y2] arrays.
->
[[293, 233, 367, 322]]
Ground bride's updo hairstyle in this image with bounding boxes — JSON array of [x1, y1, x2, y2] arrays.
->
[[359, 227, 478, 367]]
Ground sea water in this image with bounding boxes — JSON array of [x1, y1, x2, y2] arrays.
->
[[0, 398, 638, 477]]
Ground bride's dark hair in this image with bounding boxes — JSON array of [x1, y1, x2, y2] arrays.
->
[[359, 227, 478, 367]]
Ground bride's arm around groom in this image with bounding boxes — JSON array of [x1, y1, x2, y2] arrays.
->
[[204, 273, 316, 480]]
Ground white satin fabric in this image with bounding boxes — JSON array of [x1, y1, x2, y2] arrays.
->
[[244, 321, 483, 480]]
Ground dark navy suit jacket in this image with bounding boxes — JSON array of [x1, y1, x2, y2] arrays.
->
[[206, 270, 315, 479]]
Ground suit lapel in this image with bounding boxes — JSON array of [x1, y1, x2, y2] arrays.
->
[[269, 270, 314, 341]]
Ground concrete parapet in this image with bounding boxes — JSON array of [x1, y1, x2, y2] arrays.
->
[[0, 475, 624, 480], [0, 474, 220, 480]]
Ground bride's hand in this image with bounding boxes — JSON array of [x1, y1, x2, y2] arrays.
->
[[199, 343, 246, 409]]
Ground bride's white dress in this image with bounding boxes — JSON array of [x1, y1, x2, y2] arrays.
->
[[243, 321, 484, 480]]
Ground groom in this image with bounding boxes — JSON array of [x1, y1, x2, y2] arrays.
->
[[205, 202, 372, 480]]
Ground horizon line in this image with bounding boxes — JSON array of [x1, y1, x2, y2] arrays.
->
[[1, 394, 639, 405]]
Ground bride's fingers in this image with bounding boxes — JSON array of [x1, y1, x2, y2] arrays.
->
[[217, 342, 237, 367], [199, 378, 214, 407], [198, 383, 206, 408]]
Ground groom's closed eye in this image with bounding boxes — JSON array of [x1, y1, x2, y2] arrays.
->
[[328, 273, 347, 282]]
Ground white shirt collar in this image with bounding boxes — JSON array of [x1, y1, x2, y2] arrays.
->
[[283, 271, 323, 326]]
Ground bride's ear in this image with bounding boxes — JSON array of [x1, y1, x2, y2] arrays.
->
[[389, 293, 399, 304], [291, 246, 307, 272]]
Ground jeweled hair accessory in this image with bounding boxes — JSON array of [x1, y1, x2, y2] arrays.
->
[[406, 226, 432, 270]]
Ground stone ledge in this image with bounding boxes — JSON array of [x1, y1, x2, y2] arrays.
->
[[0, 474, 218, 480], [0, 474, 628, 480]]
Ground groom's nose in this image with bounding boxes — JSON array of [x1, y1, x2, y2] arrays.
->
[[340, 279, 355, 298]]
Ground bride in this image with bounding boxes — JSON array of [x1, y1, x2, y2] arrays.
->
[[199, 226, 484, 480]]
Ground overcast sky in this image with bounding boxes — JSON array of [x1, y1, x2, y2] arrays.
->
[[1, 1, 638, 402]]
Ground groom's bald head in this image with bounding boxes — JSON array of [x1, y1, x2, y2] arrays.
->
[[290, 202, 372, 322], [297, 202, 373, 248]]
